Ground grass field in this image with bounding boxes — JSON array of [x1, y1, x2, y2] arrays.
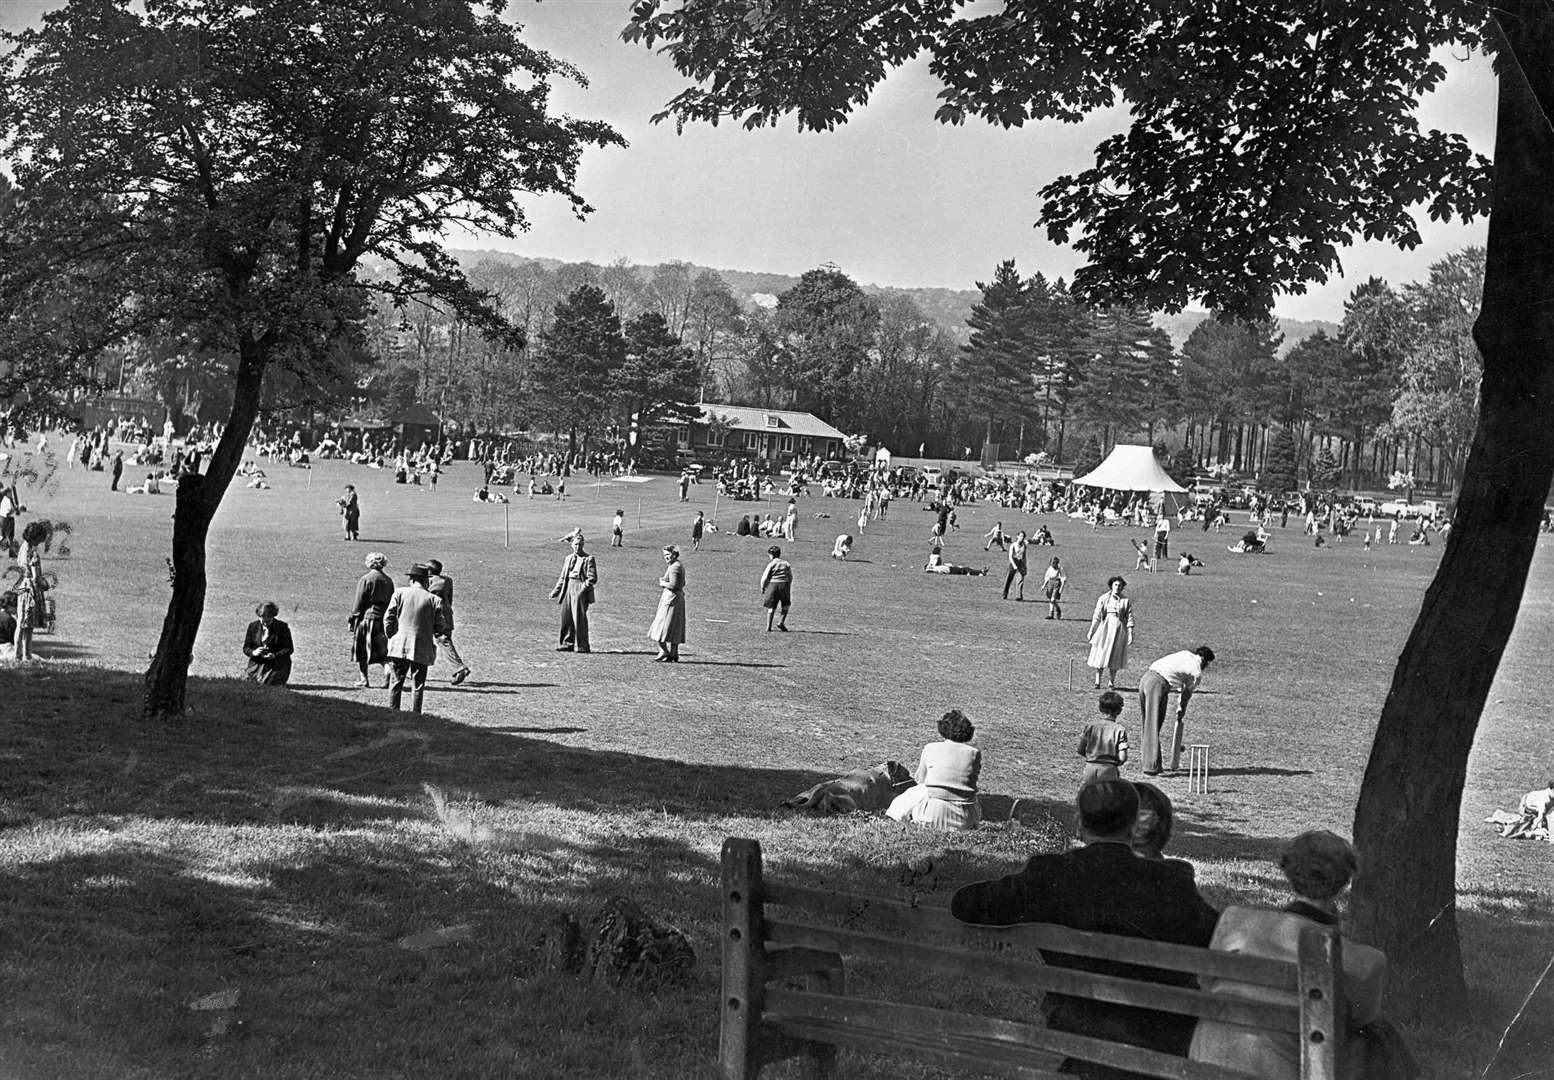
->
[[2, 449, 1551, 1078]]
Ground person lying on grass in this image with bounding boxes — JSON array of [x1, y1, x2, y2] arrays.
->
[[924, 553, 986, 576]]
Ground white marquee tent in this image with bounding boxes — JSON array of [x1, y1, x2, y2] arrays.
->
[[1072, 444, 1191, 514]]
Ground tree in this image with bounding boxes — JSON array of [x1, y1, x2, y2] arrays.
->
[[1072, 433, 1103, 479], [1262, 426, 1299, 494], [615, 310, 701, 456], [1284, 329, 1393, 487], [533, 284, 626, 452], [1070, 303, 1173, 450], [1, 0, 619, 717], [621, 0, 1550, 1023], [773, 265, 879, 427], [1308, 445, 1341, 491], [951, 260, 1040, 455], [1390, 249, 1485, 492]]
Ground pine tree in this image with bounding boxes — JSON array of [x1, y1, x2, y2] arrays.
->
[[951, 260, 1040, 456], [1263, 426, 1299, 494], [534, 284, 625, 452]]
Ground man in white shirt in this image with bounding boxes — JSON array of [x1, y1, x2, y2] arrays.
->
[[1138, 646, 1215, 775], [1153, 512, 1172, 561]]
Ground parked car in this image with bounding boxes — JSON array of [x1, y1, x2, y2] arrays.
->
[[1379, 499, 1438, 519], [1351, 495, 1381, 516]]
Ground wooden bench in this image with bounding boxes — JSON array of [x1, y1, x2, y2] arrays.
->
[[719, 837, 1346, 1080]]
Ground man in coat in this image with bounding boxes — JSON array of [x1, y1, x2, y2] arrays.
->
[[383, 563, 445, 714], [425, 558, 470, 685], [242, 600, 294, 685], [549, 532, 597, 653], [952, 780, 1219, 1078]]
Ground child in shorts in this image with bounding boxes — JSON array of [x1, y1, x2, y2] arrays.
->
[[1077, 691, 1130, 789]]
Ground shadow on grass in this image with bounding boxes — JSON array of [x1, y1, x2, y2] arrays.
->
[[3, 663, 1543, 1080], [27, 641, 99, 658], [484, 725, 588, 735]]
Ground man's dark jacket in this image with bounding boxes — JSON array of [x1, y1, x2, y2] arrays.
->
[[951, 842, 1219, 1072]]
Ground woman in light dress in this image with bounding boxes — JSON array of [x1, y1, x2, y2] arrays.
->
[[1085, 574, 1134, 690], [649, 545, 686, 662], [886, 709, 982, 831]]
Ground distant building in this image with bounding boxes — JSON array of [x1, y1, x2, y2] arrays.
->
[[666, 404, 847, 466]]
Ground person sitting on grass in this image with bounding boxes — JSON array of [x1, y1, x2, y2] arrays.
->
[[1191, 831, 1415, 1080], [1228, 529, 1267, 554], [0, 590, 17, 661], [886, 708, 982, 831], [924, 553, 987, 576], [831, 533, 853, 558], [1032, 523, 1054, 546], [1496, 779, 1554, 841], [1177, 553, 1205, 575], [1077, 691, 1130, 789]]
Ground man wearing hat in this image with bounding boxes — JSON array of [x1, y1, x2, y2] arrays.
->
[[384, 563, 446, 714]]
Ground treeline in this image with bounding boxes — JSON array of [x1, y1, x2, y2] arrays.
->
[[955, 250, 1481, 493]]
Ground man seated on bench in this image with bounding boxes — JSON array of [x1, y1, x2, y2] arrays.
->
[[951, 780, 1220, 1079]]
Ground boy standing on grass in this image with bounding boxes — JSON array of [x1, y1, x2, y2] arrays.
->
[[611, 509, 624, 547], [691, 510, 704, 552], [759, 545, 792, 632], [1078, 691, 1130, 788]]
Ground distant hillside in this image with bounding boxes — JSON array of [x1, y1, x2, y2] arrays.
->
[[1154, 310, 1340, 355], [452, 249, 1337, 349]]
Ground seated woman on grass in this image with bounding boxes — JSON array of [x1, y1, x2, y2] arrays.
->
[[886, 709, 982, 831]]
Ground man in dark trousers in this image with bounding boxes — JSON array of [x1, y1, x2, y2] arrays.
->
[[425, 558, 470, 685], [952, 781, 1219, 1078], [383, 563, 445, 714], [110, 450, 123, 491]]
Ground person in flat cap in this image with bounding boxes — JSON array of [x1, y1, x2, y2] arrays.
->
[[383, 562, 445, 713], [242, 600, 294, 685]]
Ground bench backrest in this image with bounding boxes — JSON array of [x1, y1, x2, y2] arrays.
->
[[720, 837, 1342, 1080]]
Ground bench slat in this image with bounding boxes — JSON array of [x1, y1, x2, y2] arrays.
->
[[765, 917, 1300, 1032], [762, 879, 1297, 989], [764, 988, 1264, 1080]]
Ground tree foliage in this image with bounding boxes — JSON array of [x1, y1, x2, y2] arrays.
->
[[618, 0, 1554, 1025], [0, 0, 621, 714], [624, 0, 1489, 316]]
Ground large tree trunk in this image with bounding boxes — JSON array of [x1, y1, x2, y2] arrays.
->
[[1350, 8, 1554, 1023], [143, 340, 269, 717]]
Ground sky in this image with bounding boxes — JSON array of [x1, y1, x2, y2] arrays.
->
[[0, 0, 1497, 322]]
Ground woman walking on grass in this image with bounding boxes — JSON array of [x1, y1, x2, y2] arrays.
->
[[1085, 575, 1134, 690], [650, 546, 687, 662]]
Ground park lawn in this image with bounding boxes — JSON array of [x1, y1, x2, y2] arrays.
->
[[1, 452, 1551, 1078]]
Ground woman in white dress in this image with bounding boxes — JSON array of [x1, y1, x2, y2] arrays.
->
[[1086, 575, 1134, 690], [649, 545, 686, 662]]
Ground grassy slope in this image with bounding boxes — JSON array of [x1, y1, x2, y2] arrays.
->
[[1, 453, 1549, 1078]]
